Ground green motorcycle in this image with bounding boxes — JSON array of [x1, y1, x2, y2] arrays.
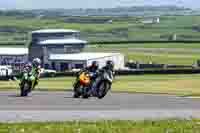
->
[[19, 70, 38, 97]]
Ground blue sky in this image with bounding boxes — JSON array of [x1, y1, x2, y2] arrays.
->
[[0, 0, 198, 10]]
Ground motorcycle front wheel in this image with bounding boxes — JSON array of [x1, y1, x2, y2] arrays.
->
[[82, 87, 90, 99], [20, 82, 31, 97], [97, 81, 110, 99], [73, 87, 82, 98]]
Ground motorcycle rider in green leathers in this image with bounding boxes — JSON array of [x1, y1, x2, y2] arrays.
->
[[19, 58, 41, 89]]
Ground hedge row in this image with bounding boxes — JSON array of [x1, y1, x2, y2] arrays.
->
[[1, 40, 200, 46], [89, 40, 200, 44]]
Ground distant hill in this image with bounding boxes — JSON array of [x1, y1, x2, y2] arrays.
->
[[0, 6, 191, 17]]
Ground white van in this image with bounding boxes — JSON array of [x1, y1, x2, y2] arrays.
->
[[0, 65, 13, 76]]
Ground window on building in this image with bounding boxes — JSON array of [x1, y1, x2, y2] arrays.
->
[[75, 64, 84, 69], [60, 63, 69, 71]]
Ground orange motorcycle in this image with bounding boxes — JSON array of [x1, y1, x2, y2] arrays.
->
[[73, 71, 91, 98]]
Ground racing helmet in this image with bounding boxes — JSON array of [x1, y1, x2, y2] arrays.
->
[[32, 58, 41, 67], [91, 61, 99, 69], [106, 60, 114, 70]]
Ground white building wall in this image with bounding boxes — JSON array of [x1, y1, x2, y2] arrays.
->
[[111, 54, 124, 69], [49, 53, 125, 71], [87, 54, 124, 70], [43, 47, 49, 64]]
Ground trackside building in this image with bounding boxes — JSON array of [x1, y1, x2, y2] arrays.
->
[[28, 29, 87, 69], [26, 29, 125, 71], [49, 52, 124, 71], [0, 29, 125, 73]]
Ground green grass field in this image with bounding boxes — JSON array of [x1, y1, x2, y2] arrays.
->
[[1, 74, 200, 96], [92, 43, 200, 49], [1, 119, 199, 133], [1, 15, 200, 65], [2, 41, 200, 65], [85, 43, 200, 65], [1, 15, 200, 42]]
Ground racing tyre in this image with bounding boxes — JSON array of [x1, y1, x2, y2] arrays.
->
[[73, 91, 81, 98], [20, 82, 30, 97], [97, 81, 110, 99], [82, 87, 90, 99]]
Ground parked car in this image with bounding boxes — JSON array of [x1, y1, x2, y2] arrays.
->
[[40, 68, 56, 77]]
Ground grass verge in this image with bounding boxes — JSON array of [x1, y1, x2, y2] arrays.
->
[[0, 119, 200, 133], [1, 74, 200, 96]]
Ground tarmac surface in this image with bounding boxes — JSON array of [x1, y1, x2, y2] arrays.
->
[[0, 90, 200, 122]]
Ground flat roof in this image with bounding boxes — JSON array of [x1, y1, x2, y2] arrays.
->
[[0, 48, 28, 55], [32, 29, 80, 34], [49, 52, 121, 61], [39, 38, 87, 45]]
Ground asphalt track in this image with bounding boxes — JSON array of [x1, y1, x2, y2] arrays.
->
[[0, 90, 200, 122]]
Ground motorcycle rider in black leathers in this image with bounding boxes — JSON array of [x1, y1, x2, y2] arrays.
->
[[102, 60, 115, 74], [73, 61, 100, 92], [90, 60, 115, 96], [73, 60, 114, 97]]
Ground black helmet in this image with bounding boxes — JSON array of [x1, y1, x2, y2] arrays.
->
[[25, 62, 32, 68], [91, 61, 99, 69], [24, 62, 32, 71], [106, 60, 114, 70]]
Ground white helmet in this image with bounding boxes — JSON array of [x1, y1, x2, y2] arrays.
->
[[32, 58, 41, 67]]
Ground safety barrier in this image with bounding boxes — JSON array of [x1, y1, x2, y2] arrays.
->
[[114, 68, 200, 75], [0, 76, 11, 80], [125, 63, 192, 69], [1, 68, 200, 80], [39, 68, 200, 77]]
